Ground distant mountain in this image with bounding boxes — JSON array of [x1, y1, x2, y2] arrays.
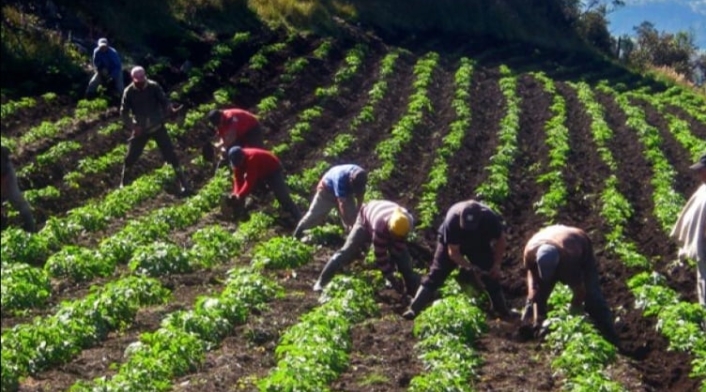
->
[[607, 0, 706, 50]]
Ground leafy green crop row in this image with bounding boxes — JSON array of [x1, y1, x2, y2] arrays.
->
[[1, 276, 170, 391], [416, 57, 474, 229], [473, 65, 520, 212], [367, 51, 439, 200], [258, 276, 378, 391]]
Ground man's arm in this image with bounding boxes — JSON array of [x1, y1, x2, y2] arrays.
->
[[447, 244, 474, 270]]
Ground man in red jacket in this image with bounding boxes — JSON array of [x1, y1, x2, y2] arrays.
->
[[207, 108, 264, 159], [224, 146, 300, 222]]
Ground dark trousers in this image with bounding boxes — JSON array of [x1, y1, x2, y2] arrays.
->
[[421, 242, 508, 314], [124, 127, 180, 168], [262, 168, 301, 221]]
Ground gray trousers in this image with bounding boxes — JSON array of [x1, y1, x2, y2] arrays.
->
[[86, 71, 124, 96], [316, 217, 419, 292], [1, 163, 36, 232], [293, 186, 356, 238]]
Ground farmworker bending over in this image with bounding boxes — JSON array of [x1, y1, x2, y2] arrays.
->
[[313, 200, 420, 296], [521, 224, 620, 346], [85, 38, 124, 99], [403, 200, 509, 319], [671, 154, 706, 311], [207, 108, 265, 160], [1, 146, 37, 232], [225, 146, 301, 222], [293, 164, 368, 239], [120, 66, 190, 194]]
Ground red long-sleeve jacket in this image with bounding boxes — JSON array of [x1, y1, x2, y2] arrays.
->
[[232, 148, 281, 197]]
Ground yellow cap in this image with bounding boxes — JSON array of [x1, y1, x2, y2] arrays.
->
[[388, 208, 411, 237]]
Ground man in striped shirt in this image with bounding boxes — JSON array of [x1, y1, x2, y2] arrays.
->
[[313, 200, 420, 295]]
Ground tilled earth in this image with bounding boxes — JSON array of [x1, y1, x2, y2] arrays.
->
[[2, 29, 704, 392]]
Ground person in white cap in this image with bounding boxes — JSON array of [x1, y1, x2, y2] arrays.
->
[[671, 154, 706, 312], [520, 224, 620, 346], [403, 200, 509, 320], [119, 66, 190, 194], [313, 200, 419, 297], [85, 38, 124, 98]]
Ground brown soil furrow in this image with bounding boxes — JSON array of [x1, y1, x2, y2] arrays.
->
[[473, 71, 556, 392], [594, 91, 700, 392], [434, 66, 504, 235], [387, 56, 457, 210], [664, 105, 706, 140], [629, 96, 699, 197]]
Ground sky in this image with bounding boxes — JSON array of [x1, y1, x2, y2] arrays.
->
[[606, 0, 706, 49]]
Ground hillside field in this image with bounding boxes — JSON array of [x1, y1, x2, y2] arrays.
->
[[1, 29, 705, 392]]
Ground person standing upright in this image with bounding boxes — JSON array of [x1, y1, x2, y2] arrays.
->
[[119, 66, 189, 194], [85, 38, 124, 99], [671, 154, 706, 311]]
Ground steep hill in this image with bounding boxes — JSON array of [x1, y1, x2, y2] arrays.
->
[[2, 4, 705, 392]]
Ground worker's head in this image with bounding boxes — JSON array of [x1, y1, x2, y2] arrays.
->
[[228, 146, 244, 168], [97, 38, 108, 51], [690, 154, 706, 184], [207, 109, 222, 128], [350, 168, 368, 195], [130, 66, 147, 87], [536, 244, 559, 281], [388, 207, 412, 239]]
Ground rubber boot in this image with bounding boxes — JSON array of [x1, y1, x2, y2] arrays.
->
[[313, 256, 342, 292], [119, 164, 129, 189], [403, 286, 434, 320]]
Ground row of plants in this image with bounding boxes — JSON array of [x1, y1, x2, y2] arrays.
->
[[531, 72, 570, 222], [0, 93, 57, 150], [68, 269, 279, 392], [0, 167, 174, 314], [473, 65, 520, 211], [409, 280, 487, 391], [5, 205, 270, 392], [286, 50, 401, 201], [655, 86, 706, 125], [366, 51, 440, 200], [14, 98, 109, 147], [170, 31, 252, 102], [17, 122, 123, 180], [1, 276, 170, 391], [47, 167, 229, 282], [625, 88, 706, 161], [597, 83, 684, 234], [256, 38, 334, 115], [272, 43, 368, 156], [68, 210, 283, 391], [416, 57, 474, 229], [573, 81, 704, 386], [258, 276, 378, 391]]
